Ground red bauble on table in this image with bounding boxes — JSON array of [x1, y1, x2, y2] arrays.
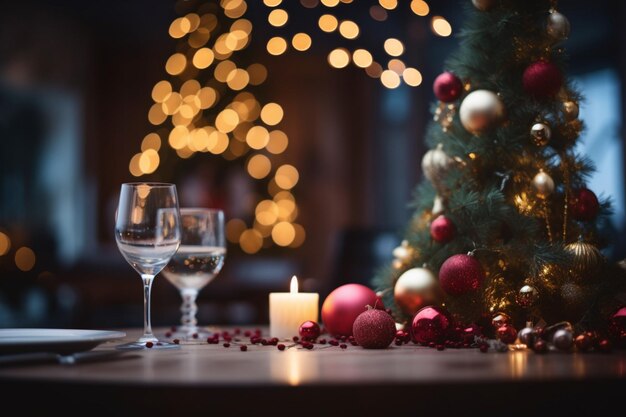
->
[[522, 61, 562, 98], [299, 320, 321, 340], [569, 188, 600, 222], [608, 306, 626, 348], [411, 306, 452, 344], [438, 254, 485, 295], [321, 284, 382, 336], [496, 324, 517, 344], [352, 308, 396, 349], [430, 215, 456, 243], [433, 72, 463, 102]]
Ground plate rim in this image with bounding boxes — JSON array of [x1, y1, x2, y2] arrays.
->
[[0, 328, 126, 345]]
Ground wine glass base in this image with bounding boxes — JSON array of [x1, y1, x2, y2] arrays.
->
[[116, 340, 180, 350], [165, 327, 214, 343]]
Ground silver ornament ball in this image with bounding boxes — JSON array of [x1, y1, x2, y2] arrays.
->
[[517, 285, 539, 308], [563, 101, 579, 121], [518, 327, 537, 346], [530, 123, 551, 146], [547, 10, 571, 42], [552, 328, 574, 351], [532, 170, 555, 198], [421, 144, 454, 187], [459, 90, 506, 135], [472, 0, 495, 11]]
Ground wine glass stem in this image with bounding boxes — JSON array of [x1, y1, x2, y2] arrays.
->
[[141, 274, 157, 341], [180, 289, 199, 330]]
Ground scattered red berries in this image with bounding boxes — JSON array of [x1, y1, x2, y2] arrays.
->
[[340, 344, 347, 349], [223, 343, 231, 348], [173, 338, 180, 345], [240, 345, 247, 352], [277, 344, 286, 351]]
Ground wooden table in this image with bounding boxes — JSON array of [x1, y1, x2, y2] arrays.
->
[[0, 328, 624, 416]]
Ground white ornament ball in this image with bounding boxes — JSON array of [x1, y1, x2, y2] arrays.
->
[[421, 143, 454, 186], [394, 267, 440, 316], [547, 10, 570, 42], [472, 0, 495, 11], [532, 170, 555, 198], [459, 90, 506, 134]]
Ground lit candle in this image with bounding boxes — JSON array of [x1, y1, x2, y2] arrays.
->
[[270, 276, 319, 339]]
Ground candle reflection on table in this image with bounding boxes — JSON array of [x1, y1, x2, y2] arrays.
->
[[270, 348, 319, 386]]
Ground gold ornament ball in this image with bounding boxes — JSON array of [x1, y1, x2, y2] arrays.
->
[[530, 123, 551, 146], [563, 101, 579, 121], [472, 0, 495, 11], [532, 170, 555, 198], [517, 285, 539, 308], [459, 90, 506, 135], [547, 10, 570, 42], [394, 267, 440, 316], [565, 241, 604, 275], [421, 144, 454, 187]]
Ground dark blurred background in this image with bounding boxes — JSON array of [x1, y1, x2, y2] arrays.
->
[[0, 0, 624, 329]]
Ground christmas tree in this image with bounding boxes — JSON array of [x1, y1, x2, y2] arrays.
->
[[376, 0, 626, 336]]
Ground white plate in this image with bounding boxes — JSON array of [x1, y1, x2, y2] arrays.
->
[[0, 329, 126, 355]]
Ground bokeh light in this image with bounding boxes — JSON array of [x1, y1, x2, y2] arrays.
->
[[403, 67, 423, 86], [328, 48, 350, 68], [378, 0, 398, 10], [267, 37, 288, 55], [339, 20, 359, 39], [247, 154, 272, 179], [272, 222, 296, 246], [318, 14, 338, 32], [292, 33, 312, 51], [226, 218, 247, 243], [432, 16, 452, 37], [381, 70, 401, 88], [384, 38, 404, 57], [239, 229, 263, 254], [275, 164, 299, 189], [0, 232, 10, 256], [246, 126, 270, 149], [266, 130, 288, 154], [353, 49, 373, 68], [15, 247, 36, 272], [410, 0, 430, 16], [260, 103, 284, 126], [268, 9, 289, 27], [193, 48, 215, 69], [165, 53, 187, 75]]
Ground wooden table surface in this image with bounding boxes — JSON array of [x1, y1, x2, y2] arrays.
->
[[1, 328, 625, 416]]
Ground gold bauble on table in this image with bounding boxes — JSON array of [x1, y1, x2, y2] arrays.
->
[[565, 241, 604, 275], [459, 90, 506, 134], [394, 267, 440, 316]]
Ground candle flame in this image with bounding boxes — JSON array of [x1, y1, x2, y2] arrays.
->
[[290, 275, 298, 294]]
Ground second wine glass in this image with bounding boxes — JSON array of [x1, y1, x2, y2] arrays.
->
[[162, 208, 225, 339]]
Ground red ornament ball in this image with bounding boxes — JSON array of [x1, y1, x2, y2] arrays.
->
[[532, 339, 548, 353], [433, 72, 463, 103], [522, 61, 563, 98], [411, 306, 452, 344], [574, 333, 593, 352], [430, 215, 456, 243], [496, 324, 518, 344], [321, 284, 382, 336], [299, 320, 321, 341], [608, 306, 626, 348], [570, 188, 600, 222], [352, 308, 396, 349], [438, 254, 485, 295]]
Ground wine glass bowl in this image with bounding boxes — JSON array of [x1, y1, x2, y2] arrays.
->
[[115, 183, 182, 349], [162, 208, 225, 339]]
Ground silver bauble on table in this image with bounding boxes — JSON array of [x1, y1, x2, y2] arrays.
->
[[553, 328, 574, 350], [459, 90, 506, 135], [547, 10, 570, 42], [394, 267, 440, 316], [518, 327, 537, 346]]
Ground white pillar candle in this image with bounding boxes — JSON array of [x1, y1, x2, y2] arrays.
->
[[270, 276, 319, 339]]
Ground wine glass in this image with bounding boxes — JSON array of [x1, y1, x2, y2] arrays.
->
[[115, 183, 181, 349], [162, 208, 225, 340]]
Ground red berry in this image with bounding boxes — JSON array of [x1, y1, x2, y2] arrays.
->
[[292, 336, 300, 342], [395, 339, 403, 346], [479, 344, 489, 353], [340, 344, 347, 349], [170, 326, 177, 331], [223, 343, 230, 348], [240, 345, 247, 351], [436, 345, 445, 351], [192, 333, 199, 339], [165, 331, 172, 338], [145, 342, 154, 348], [234, 328, 241, 335], [173, 339, 180, 345], [305, 343, 313, 350], [277, 344, 286, 351], [244, 330, 251, 337], [319, 339, 327, 344]]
